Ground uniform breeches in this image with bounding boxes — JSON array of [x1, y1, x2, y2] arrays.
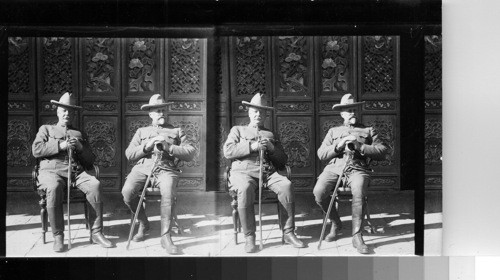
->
[[313, 169, 370, 205], [229, 171, 294, 208], [122, 169, 179, 207], [37, 171, 101, 207]]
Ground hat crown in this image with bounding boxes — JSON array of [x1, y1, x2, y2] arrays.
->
[[148, 94, 167, 106], [58, 92, 77, 106], [249, 93, 269, 107], [340, 93, 356, 105]]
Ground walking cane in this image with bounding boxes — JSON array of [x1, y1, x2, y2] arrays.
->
[[258, 136, 264, 251], [126, 144, 163, 250], [66, 135, 73, 250], [317, 148, 354, 250]]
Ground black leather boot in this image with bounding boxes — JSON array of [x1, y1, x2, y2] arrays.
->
[[125, 198, 150, 242], [352, 199, 369, 254], [282, 202, 305, 248], [89, 202, 114, 248], [317, 200, 343, 242], [238, 207, 257, 253], [160, 205, 180, 255], [47, 206, 65, 252]]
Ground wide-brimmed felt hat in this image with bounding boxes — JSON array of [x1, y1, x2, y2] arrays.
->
[[141, 94, 174, 111], [332, 93, 365, 112], [50, 92, 82, 110], [242, 93, 274, 111]]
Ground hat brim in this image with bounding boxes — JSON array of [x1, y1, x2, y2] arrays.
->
[[242, 101, 274, 111], [332, 101, 365, 112], [141, 102, 174, 111], [50, 100, 83, 110]]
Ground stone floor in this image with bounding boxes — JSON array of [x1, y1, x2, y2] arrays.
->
[[5, 190, 442, 257]]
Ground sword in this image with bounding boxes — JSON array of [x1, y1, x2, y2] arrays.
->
[[66, 132, 73, 250], [258, 135, 264, 251]]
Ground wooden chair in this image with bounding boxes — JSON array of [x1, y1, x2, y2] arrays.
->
[[334, 182, 376, 234], [32, 160, 99, 244], [225, 164, 291, 245]]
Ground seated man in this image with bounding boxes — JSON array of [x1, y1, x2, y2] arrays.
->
[[313, 93, 389, 254], [122, 94, 196, 255], [32, 92, 114, 252], [223, 93, 305, 253]]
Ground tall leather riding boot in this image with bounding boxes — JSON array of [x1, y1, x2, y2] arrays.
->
[[352, 199, 369, 254], [238, 207, 257, 253], [47, 205, 65, 252], [317, 200, 342, 242], [282, 202, 305, 248], [125, 198, 150, 242], [88, 202, 114, 248], [160, 205, 180, 255]]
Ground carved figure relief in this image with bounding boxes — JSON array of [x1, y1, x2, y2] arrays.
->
[[85, 121, 117, 168], [278, 36, 309, 95], [85, 38, 115, 93], [170, 39, 201, 95], [321, 36, 350, 93], [128, 38, 156, 92], [278, 120, 311, 168], [235, 36, 267, 96]]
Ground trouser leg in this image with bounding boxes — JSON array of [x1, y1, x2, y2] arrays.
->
[[158, 171, 180, 255], [38, 172, 65, 252], [349, 171, 370, 254], [122, 170, 150, 241], [313, 170, 342, 241], [230, 172, 258, 253]]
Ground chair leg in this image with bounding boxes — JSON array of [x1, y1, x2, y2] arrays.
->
[[276, 202, 284, 244], [40, 197, 47, 244], [363, 196, 376, 234], [231, 196, 238, 245]]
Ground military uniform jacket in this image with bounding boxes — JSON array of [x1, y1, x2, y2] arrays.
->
[[32, 124, 95, 176], [126, 124, 196, 174], [223, 125, 288, 175], [318, 123, 388, 175]]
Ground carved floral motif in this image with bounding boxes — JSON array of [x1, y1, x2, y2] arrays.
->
[[278, 36, 309, 95], [170, 39, 201, 95], [8, 102, 33, 112], [170, 102, 202, 111], [84, 102, 117, 112], [173, 120, 201, 168], [364, 101, 396, 110], [278, 120, 311, 168], [362, 36, 395, 94], [8, 37, 30, 96], [42, 37, 73, 95], [425, 118, 442, 165], [370, 178, 396, 186], [8, 119, 33, 167], [277, 103, 310, 112], [178, 178, 203, 189], [128, 38, 156, 92], [235, 36, 267, 96], [85, 38, 115, 93], [85, 121, 117, 168], [366, 118, 395, 166], [321, 36, 350, 92]]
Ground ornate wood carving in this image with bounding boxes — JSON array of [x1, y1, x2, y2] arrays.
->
[[128, 38, 156, 92], [278, 36, 309, 95], [278, 120, 311, 168], [172, 120, 201, 168], [8, 37, 31, 96], [319, 102, 335, 113], [370, 177, 396, 186], [178, 178, 203, 189], [235, 36, 267, 96], [85, 38, 115, 93], [425, 100, 442, 110], [99, 178, 117, 189], [291, 178, 313, 189], [364, 101, 396, 111], [362, 36, 395, 94], [8, 178, 32, 189], [425, 35, 442, 94], [85, 121, 117, 168], [425, 176, 442, 185], [8, 102, 33, 112], [425, 118, 442, 166], [170, 39, 202, 95], [8, 119, 33, 167], [169, 102, 203, 111], [320, 119, 343, 141], [83, 102, 117, 112], [40, 102, 58, 112], [277, 102, 311, 112], [365, 118, 395, 166], [218, 122, 228, 168], [41, 37, 73, 96], [321, 36, 350, 92]]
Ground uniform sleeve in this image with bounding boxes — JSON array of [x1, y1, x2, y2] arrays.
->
[[170, 128, 197, 162], [32, 125, 60, 158], [75, 131, 96, 169], [125, 128, 149, 162], [317, 128, 343, 161], [360, 127, 389, 160], [223, 126, 252, 160], [267, 136, 288, 170]]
